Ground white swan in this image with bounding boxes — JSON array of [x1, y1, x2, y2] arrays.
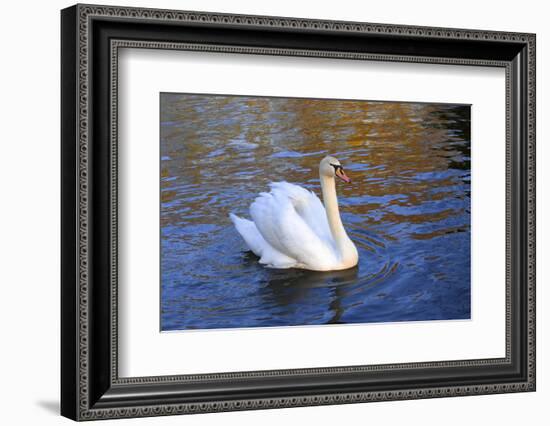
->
[[230, 156, 359, 271]]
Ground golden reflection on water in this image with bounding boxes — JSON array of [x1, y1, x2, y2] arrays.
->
[[161, 95, 469, 237]]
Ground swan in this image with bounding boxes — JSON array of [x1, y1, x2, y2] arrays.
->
[[229, 156, 359, 271]]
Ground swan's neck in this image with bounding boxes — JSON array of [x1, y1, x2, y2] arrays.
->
[[320, 174, 351, 256]]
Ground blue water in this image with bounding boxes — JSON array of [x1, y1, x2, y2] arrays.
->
[[160, 94, 471, 331]]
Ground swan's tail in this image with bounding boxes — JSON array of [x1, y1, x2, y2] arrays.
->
[[229, 213, 265, 257], [229, 213, 299, 269]]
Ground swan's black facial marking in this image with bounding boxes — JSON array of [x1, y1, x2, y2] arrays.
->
[[330, 163, 343, 173], [331, 162, 352, 183]]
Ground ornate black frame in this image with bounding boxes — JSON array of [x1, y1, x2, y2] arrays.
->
[[61, 3, 536, 421]]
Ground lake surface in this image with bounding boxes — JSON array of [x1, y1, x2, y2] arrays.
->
[[160, 93, 471, 331]]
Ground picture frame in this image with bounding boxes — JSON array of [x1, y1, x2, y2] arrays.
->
[[61, 3, 536, 421]]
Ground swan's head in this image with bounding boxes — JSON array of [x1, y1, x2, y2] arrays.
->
[[319, 155, 351, 183]]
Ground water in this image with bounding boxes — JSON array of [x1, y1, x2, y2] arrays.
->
[[160, 93, 471, 331]]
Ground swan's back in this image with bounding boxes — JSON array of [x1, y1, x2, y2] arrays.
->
[[268, 182, 332, 246], [247, 182, 338, 270]]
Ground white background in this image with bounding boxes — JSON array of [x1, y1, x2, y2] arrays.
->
[[119, 50, 505, 377], [0, 0, 548, 425]]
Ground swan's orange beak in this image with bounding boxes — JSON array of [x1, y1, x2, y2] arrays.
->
[[336, 168, 351, 183]]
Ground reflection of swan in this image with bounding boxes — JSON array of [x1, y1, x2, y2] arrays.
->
[[230, 156, 359, 271], [262, 267, 359, 321], [266, 267, 359, 289]]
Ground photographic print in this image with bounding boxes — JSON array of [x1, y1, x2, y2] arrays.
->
[[160, 93, 471, 331]]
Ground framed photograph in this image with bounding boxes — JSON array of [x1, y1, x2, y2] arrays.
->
[[61, 4, 536, 421]]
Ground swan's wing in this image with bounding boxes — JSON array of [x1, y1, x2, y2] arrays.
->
[[250, 190, 336, 270], [229, 213, 297, 268], [269, 181, 333, 247]]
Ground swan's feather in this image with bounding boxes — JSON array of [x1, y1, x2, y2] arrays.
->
[[230, 181, 343, 270], [268, 182, 333, 247], [249, 183, 337, 270], [229, 213, 297, 268]]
